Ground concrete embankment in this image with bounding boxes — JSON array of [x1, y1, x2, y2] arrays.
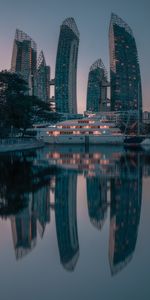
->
[[0, 138, 44, 153]]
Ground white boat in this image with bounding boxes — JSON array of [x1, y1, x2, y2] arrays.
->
[[35, 117, 124, 145]]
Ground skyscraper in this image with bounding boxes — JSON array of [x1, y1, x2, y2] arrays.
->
[[55, 18, 80, 114], [11, 29, 37, 95], [86, 59, 108, 112], [109, 13, 142, 116], [36, 51, 50, 102]]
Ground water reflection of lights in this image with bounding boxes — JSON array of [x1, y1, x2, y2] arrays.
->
[[45, 149, 123, 177]]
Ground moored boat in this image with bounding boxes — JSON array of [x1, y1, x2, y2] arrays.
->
[[36, 117, 124, 144]]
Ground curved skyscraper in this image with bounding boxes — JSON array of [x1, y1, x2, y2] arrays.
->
[[86, 59, 108, 112], [55, 18, 80, 114], [109, 13, 142, 116]]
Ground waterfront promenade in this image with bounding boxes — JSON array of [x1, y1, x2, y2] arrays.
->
[[0, 138, 44, 152]]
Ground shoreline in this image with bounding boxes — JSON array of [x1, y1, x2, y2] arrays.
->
[[0, 138, 45, 153]]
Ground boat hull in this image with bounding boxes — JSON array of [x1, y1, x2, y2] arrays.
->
[[43, 134, 124, 145]]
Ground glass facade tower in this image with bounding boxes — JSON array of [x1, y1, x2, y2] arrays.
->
[[109, 13, 142, 116], [55, 18, 80, 114], [11, 29, 37, 96], [86, 59, 108, 112], [36, 51, 50, 102]]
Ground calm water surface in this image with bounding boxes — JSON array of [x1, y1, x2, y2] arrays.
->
[[0, 145, 150, 300]]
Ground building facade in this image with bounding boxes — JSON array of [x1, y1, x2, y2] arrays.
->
[[109, 13, 142, 117], [11, 29, 37, 95], [86, 59, 108, 112], [36, 51, 50, 102], [55, 18, 80, 114]]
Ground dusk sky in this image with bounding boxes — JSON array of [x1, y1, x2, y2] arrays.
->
[[0, 0, 149, 113]]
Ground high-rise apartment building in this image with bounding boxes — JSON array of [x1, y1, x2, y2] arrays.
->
[[86, 59, 108, 112], [36, 51, 50, 102], [11, 29, 37, 95], [109, 13, 142, 117], [55, 18, 80, 114]]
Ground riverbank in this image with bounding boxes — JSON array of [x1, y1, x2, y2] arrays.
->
[[0, 138, 44, 153]]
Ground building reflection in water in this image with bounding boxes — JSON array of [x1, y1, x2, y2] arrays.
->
[[86, 177, 107, 230], [0, 152, 52, 260], [11, 185, 50, 259], [0, 147, 146, 274], [109, 153, 142, 275], [11, 205, 37, 259], [55, 172, 79, 271], [48, 146, 143, 274]]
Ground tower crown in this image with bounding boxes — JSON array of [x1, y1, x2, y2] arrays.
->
[[62, 18, 80, 38], [110, 13, 133, 36], [15, 29, 37, 50]]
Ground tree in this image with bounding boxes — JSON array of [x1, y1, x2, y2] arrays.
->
[[0, 71, 52, 137]]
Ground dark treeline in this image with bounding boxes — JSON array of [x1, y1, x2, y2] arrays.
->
[[0, 151, 58, 216], [0, 71, 56, 137]]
